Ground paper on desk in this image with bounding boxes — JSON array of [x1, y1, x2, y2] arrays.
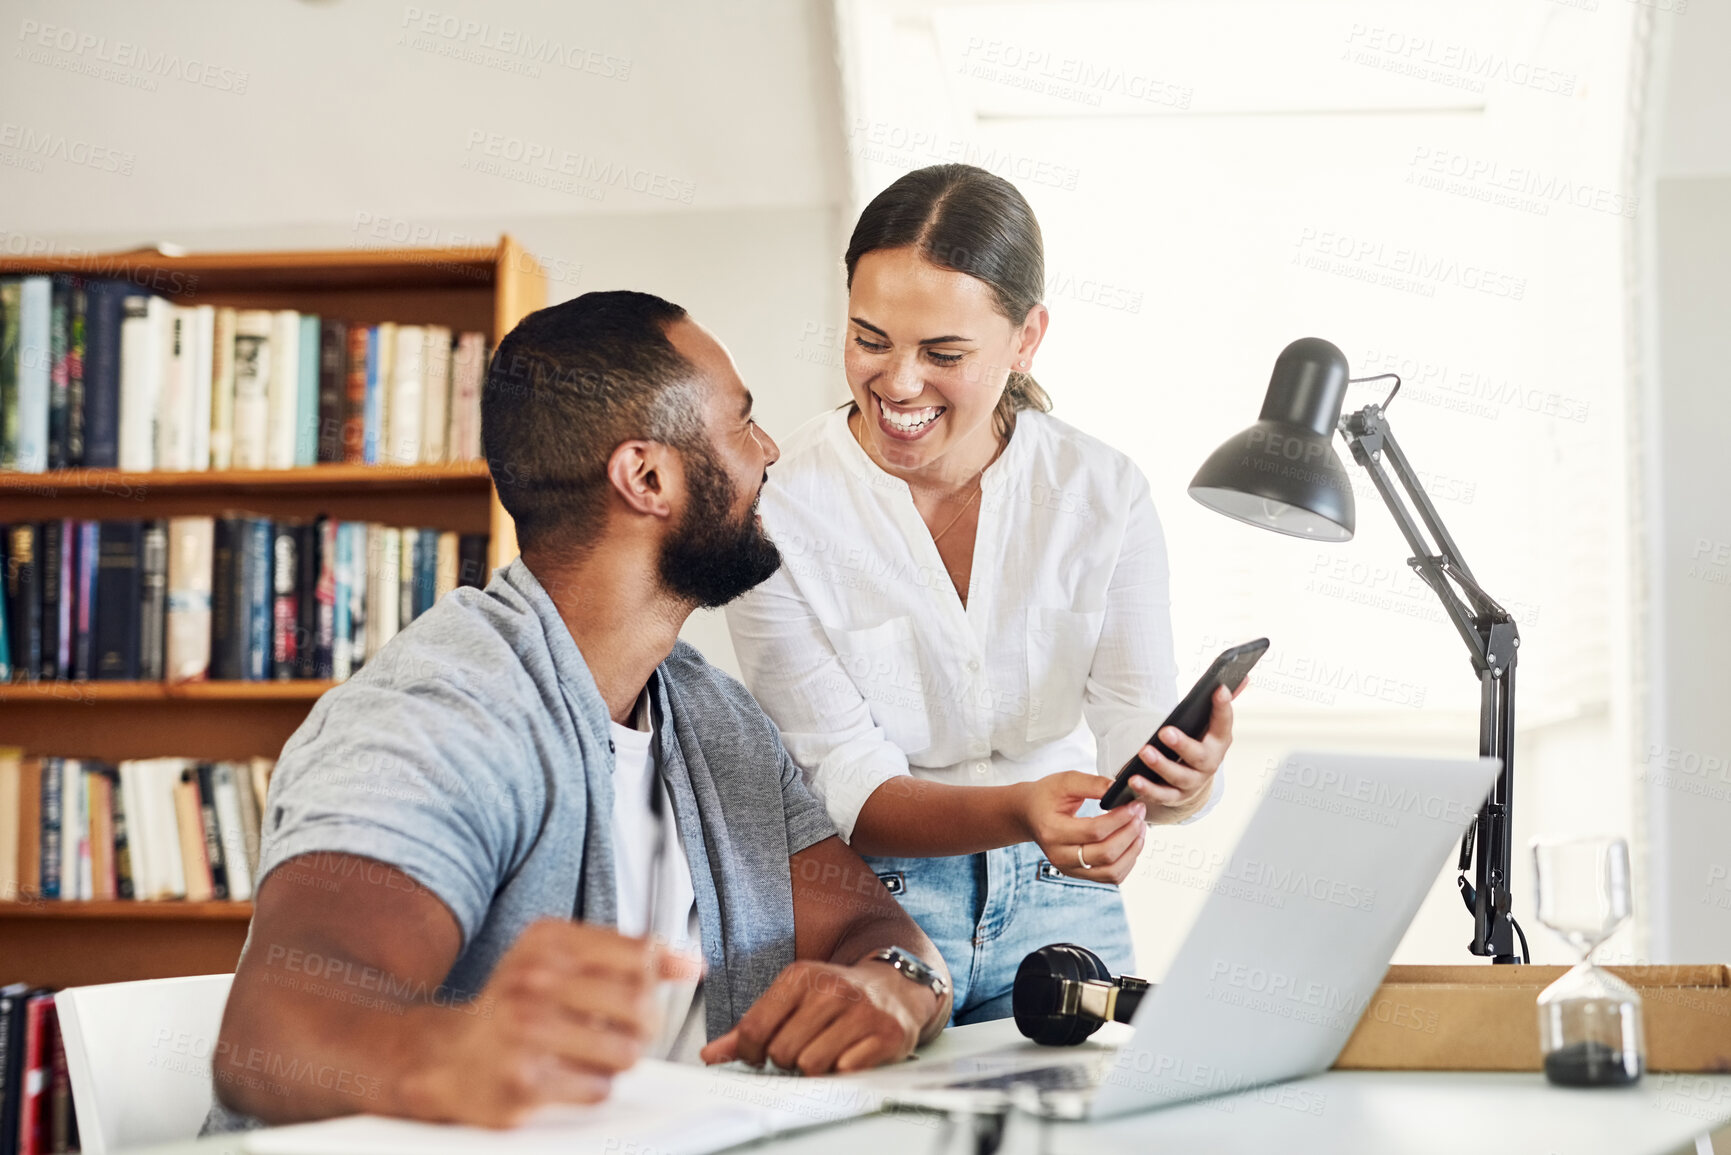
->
[[242, 1060, 887, 1155]]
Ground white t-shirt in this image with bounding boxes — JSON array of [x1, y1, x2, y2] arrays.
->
[[610, 692, 705, 1062], [727, 408, 1223, 842]]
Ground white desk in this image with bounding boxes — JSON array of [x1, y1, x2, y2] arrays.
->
[[132, 1020, 1731, 1155]]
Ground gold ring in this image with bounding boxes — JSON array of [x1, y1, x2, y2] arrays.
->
[[1077, 846, 1091, 870]]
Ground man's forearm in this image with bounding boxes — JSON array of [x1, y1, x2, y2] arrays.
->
[[849, 777, 1030, 857]]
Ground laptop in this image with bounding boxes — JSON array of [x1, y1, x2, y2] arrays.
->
[[869, 751, 1502, 1120]]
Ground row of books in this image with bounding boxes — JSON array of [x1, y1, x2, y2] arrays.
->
[[0, 274, 490, 473], [0, 754, 274, 904], [0, 986, 78, 1155], [1, 518, 488, 683]]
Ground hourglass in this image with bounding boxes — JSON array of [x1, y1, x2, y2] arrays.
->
[[1532, 836, 1645, 1087]]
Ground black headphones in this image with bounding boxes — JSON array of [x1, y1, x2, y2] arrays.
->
[[1011, 943, 1152, 1046]]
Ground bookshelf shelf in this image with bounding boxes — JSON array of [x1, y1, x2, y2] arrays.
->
[[0, 680, 338, 703], [2, 239, 546, 988], [0, 901, 253, 921], [0, 460, 493, 496]]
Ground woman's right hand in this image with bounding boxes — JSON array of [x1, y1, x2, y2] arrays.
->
[[1015, 772, 1148, 884]]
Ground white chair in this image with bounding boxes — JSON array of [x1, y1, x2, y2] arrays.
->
[[55, 973, 234, 1155]]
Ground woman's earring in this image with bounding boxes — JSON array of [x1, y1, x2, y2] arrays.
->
[[1018, 360, 1028, 369]]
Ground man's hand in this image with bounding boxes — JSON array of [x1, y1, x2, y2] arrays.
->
[[397, 920, 703, 1127], [699, 958, 935, 1075], [1017, 771, 1148, 883], [1127, 682, 1241, 823]]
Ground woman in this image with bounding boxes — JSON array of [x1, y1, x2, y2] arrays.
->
[[725, 163, 1237, 1024]]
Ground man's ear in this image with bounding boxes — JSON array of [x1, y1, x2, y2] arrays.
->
[[605, 440, 679, 520]]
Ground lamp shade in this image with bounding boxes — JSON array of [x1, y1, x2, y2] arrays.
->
[[1188, 337, 1356, 541]]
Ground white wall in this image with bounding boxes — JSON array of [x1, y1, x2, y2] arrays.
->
[[1639, 0, 1731, 963], [0, 0, 852, 672]]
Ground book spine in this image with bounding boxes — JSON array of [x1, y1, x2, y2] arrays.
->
[[458, 532, 488, 588], [188, 304, 215, 472], [265, 311, 300, 470], [165, 515, 214, 682], [87, 767, 115, 900], [0, 581, 9, 682], [420, 326, 451, 464], [244, 518, 272, 680], [195, 764, 228, 900], [80, 281, 123, 468], [0, 987, 25, 1150], [47, 276, 70, 471], [18, 991, 51, 1155], [172, 768, 213, 902], [271, 522, 298, 680], [347, 523, 368, 673], [312, 518, 335, 679], [295, 313, 319, 467], [6, 524, 42, 680], [38, 519, 62, 680], [47, 1000, 74, 1154], [54, 518, 73, 677], [38, 759, 60, 900], [0, 281, 18, 468], [117, 295, 162, 471], [332, 521, 352, 680], [230, 759, 262, 886], [230, 311, 272, 469], [398, 527, 417, 628], [16, 276, 52, 472], [342, 325, 368, 464], [294, 522, 318, 678], [63, 759, 88, 900], [16, 758, 41, 903], [138, 520, 168, 681], [208, 307, 237, 470], [316, 319, 347, 463], [153, 306, 191, 471], [211, 764, 253, 900], [71, 521, 97, 681], [94, 520, 142, 680], [362, 326, 381, 464], [416, 526, 437, 619], [111, 764, 134, 900], [209, 516, 241, 680], [387, 326, 424, 466], [66, 279, 86, 468]]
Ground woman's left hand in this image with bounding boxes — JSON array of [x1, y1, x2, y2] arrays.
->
[[1126, 682, 1242, 823]]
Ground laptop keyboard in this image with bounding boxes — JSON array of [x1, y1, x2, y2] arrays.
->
[[943, 1062, 1102, 1094]]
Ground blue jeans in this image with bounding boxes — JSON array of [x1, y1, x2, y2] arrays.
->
[[863, 839, 1136, 1025]]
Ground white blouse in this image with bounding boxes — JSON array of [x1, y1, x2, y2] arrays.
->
[[726, 407, 1222, 844]]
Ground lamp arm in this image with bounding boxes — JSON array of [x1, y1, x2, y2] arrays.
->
[[1337, 402, 1524, 963]]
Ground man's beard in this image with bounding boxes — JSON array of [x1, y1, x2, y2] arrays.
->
[[657, 444, 782, 608]]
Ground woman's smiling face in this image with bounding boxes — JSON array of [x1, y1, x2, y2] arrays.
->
[[844, 246, 1044, 478]]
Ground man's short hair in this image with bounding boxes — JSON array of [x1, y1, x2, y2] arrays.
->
[[482, 290, 707, 555]]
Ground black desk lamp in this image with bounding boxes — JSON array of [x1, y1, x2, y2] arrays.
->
[[1190, 337, 1528, 964]]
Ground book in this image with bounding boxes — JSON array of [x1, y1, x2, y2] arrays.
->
[[16, 990, 53, 1155], [154, 305, 194, 471], [332, 520, 354, 680], [71, 520, 98, 680], [0, 983, 34, 1154], [47, 999, 75, 1154], [386, 324, 425, 466], [187, 303, 216, 472], [15, 276, 52, 472], [209, 515, 246, 680], [295, 313, 320, 467], [46, 276, 70, 470], [398, 527, 418, 628], [435, 530, 458, 602], [209, 306, 238, 470], [344, 522, 368, 676], [413, 526, 437, 620], [87, 766, 116, 901], [59, 758, 87, 901], [94, 520, 143, 680], [139, 520, 169, 681], [195, 764, 228, 900], [5, 524, 41, 680], [342, 324, 368, 464], [164, 515, 215, 682], [366, 526, 399, 660], [16, 756, 41, 903], [0, 750, 18, 903], [117, 761, 149, 901], [450, 331, 486, 460], [173, 765, 214, 902], [81, 280, 127, 469], [317, 319, 349, 463], [48, 519, 73, 679], [0, 281, 18, 468], [271, 521, 299, 679], [230, 310, 272, 469], [110, 761, 134, 900], [154, 758, 191, 899], [266, 310, 301, 469], [313, 516, 336, 679], [243, 517, 273, 680], [420, 325, 451, 464], [229, 759, 262, 888], [38, 520, 63, 681], [210, 762, 252, 900], [117, 293, 167, 471], [294, 521, 319, 678], [362, 324, 383, 464], [66, 279, 87, 468], [458, 532, 488, 588], [373, 322, 396, 464], [37, 759, 60, 900]]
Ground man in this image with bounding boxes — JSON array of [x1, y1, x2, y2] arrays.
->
[[206, 291, 953, 1131]]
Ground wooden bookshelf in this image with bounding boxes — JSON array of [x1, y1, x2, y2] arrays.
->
[[1, 238, 547, 987]]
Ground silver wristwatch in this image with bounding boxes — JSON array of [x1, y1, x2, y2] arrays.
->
[[866, 946, 950, 1000]]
